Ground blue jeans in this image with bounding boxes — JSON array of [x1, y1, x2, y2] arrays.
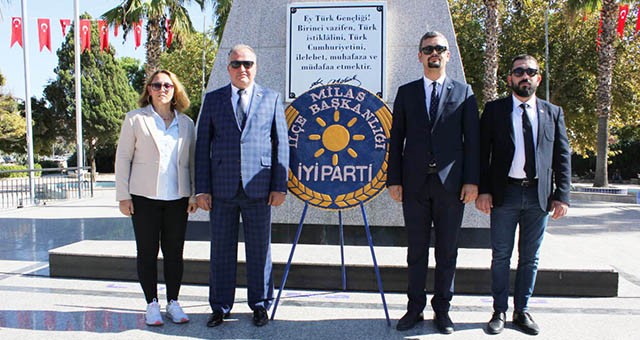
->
[[490, 183, 548, 313]]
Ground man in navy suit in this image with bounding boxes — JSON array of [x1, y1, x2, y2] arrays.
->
[[195, 44, 289, 328], [388, 31, 480, 333], [476, 54, 571, 336]]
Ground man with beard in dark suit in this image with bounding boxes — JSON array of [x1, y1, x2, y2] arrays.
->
[[476, 54, 571, 336], [388, 31, 480, 333]]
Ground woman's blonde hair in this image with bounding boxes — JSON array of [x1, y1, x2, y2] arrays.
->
[[138, 69, 190, 112]]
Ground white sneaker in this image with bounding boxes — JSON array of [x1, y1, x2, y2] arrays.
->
[[166, 299, 190, 324], [145, 299, 164, 326]]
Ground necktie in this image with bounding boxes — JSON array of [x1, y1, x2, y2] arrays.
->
[[521, 103, 536, 180], [237, 89, 247, 129], [429, 82, 439, 123]]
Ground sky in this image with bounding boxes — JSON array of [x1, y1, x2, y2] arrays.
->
[[0, 0, 213, 100]]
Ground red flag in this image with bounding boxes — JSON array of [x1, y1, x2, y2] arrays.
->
[[617, 4, 629, 37], [10, 17, 22, 48], [133, 20, 142, 49], [37, 18, 51, 52], [636, 5, 640, 34], [79, 19, 91, 52], [60, 19, 71, 37], [166, 18, 174, 48], [98, 20, 109, 52]]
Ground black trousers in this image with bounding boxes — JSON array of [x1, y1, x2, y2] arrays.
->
[[402, 174, 464, 313], [131, 195, 188, 303]]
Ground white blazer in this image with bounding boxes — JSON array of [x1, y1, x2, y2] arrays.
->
[[115, 105, 196, 202]]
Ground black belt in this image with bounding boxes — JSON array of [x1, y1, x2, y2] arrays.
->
[[507, 177, 537, 187]]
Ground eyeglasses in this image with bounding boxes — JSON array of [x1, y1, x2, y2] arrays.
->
[[229, 60, 255, 69], [420, 45, 448, 55], [511, 67, 538, 77], [149, 82, 174, 91]]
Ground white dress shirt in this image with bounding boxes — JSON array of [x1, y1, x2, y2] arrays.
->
[[231, 83, 254, 125], [423, 75, 446, 115], [509, 95, 539, 179], [147, 106, 181, 201]]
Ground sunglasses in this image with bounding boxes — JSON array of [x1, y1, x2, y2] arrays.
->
[[149, 82, 174, 91], [229, 60, 255, 69], [420, 45, 447, 55], [511, 67, 538, 77]]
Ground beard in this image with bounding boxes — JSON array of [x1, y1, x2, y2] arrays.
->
[[511, 80, 537, 97], [427, 57, 442, 68]]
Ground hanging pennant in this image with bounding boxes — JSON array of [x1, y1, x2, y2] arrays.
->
[[11, 17, 23, 48], [166, 18, 174, 48], [636, 5, 640, 35], [60, 19, 71, 37], [617, 4, 629, 38], [80, 19, 91, 52], [37, 18, 51, 52], [133, 20, 143, 49], [98, 20, 109, 52]]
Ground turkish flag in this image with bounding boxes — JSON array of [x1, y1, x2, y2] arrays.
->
[[79, 19, 91, 52], [37, 18, 51, 52], [166, 18, 174, 48], [636, 5, 640, 34], [617, 4, 629, 37], [133, 20, 142, 49], [98, 20, 109, 52], [60, 19, 71, 37], [10, 17, 22, 48]]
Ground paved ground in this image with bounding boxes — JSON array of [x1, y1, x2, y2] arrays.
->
[[1, 180, 639, 339]]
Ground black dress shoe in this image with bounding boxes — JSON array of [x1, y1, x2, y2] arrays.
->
[[513, 311, 540, 335], [206, 309, 225, 327], [396, 311, 424, 331], [487, 311, 506, 334], [253, 307, 269, 327], [434, 312, 454, 334]]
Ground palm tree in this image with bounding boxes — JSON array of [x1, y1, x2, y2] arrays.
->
[[482, 0, 500, 103], [566, 0, 617, 187], [102, 0, 211, 78]]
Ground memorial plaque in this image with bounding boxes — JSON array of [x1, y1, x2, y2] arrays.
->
[[286, 2, 386, 100]]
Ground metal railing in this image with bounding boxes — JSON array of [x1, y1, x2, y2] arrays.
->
[[0, 166, 93, 209]]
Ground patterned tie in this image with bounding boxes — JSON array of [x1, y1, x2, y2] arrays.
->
[[237, 89, 247, 129], [429, 82, 439, 123], [521, 103, 536, 180]]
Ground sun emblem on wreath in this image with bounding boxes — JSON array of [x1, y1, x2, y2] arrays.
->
[[308, 109, 366, 166]]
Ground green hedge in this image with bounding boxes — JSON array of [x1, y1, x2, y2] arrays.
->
[[0, 164, 43, 178]]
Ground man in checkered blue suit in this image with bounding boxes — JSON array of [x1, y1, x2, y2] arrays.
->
[[195, 44, 289, 328]]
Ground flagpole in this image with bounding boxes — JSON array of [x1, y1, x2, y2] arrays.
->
[[20, 0, 35, 204], [74, 0, 84, 198]]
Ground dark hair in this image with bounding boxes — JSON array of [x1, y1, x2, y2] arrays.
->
[[419, 31, 448, 51], [510, 54, 539, 69]]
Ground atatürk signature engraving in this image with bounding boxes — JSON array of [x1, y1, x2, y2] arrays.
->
[[310, 74, 362, 88]]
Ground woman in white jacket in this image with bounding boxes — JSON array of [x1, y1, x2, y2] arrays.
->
[[115, 70, 197, 326]]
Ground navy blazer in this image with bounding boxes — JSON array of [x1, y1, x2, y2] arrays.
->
[[388, 77, 480, 193], [195, 83, 289, 199], [479, 96, 571, 211]]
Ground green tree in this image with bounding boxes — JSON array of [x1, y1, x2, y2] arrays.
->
[[119, 56, 146, 94], [0, 72, 26, 154], [451, 0, 640, 175], [102, 0, 218, 78], [34, 14, 137, 173], [565, 0, 618, 187], [159, 29, 217, 118]]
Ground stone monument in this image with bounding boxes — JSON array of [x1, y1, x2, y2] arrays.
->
[[195, 0, 488, 229]]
